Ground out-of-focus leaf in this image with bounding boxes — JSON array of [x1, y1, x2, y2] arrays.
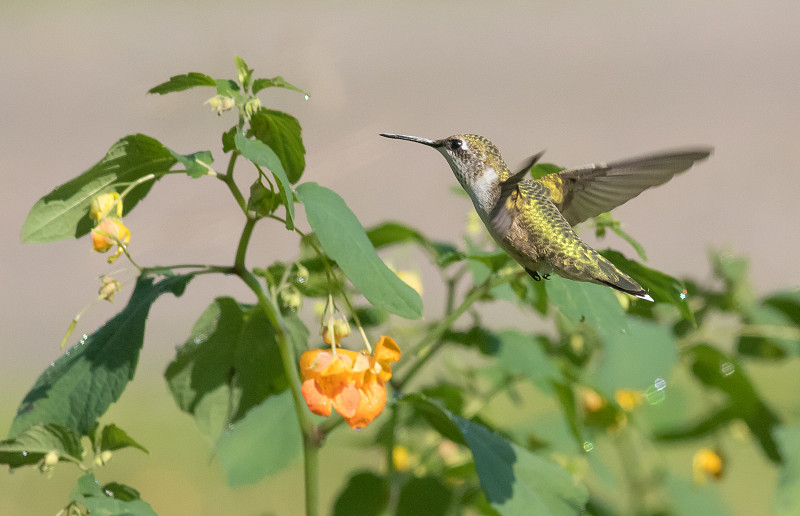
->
[[401, 394, 588, 515], [168, 148, 214, 178], [529, 163, 563, 180], [10, 274, 193, 438], [601, 249, 693, 323], [738, 304, 799, 358], [420, 383, 466, 416], [590, 318, 677, 395], [235, 131, 295, 229], [147, 72, 216, 94], [496, 331, 563, 394], [297, 182, 422, 319], [165, 298, 297, 444], [252, 75, 308, 96], [401, 394, 465, 445], [99, 423, 148, 454], [0, 424, 82, 469], [775, 425, 800, 516], [659, 344, 782, 462], [665, 474, 730, 516], [453, 416, 588, 515], [249, 108, 306, 183], [101, 482, 142, 502], [216, 391, 302, 487], [366, 221, 457, 263], [546, 278, 628, 333], [70, 472, 157, 516], [443, 327, 502, 355], [765, 290, 800, 326], [21, 134, 176, 243], [332, 471, 389, 516], [593, 213, 648, 262], [397, 476, 453, 516]]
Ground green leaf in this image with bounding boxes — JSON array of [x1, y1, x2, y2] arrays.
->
[[397, 476, 453, 516], [235, 131, 295, 228], [165, 298, 298, 444], [222, 126, 237, 153], [496, 331, 563, 394], [401, 394, 466, 445], [296, 182, 422, 319], [148, 72, 216, 94], [168, 148, 214, 178], [214, 78, 241, 98], [601, 249, 693, 323], [234, 56, 254, 91], [333, 471, 389, 516], [21, 134, 176, 243], [665, 474, 730, 516], [248, 108, 306, 183], [70, 472, 157, 516], [402, 393, 588, 515], [529, 163, 563, 180], [658, 344, 782, 462], [100, 424, 148, 454], [0, 423, 82, 468], [590, 318, 677, 395], [453, 416, 588, 515], [593, 213, 648, 261], [775, 425, 800, 516], [545, 278, 628, 332], [252, 75, 308, 96], [247, 180, 279, 217], [216, 390, 302, 486], [101, 482, 143, 502], [366, 221, 457, 263], [10, 274, 193, 438]]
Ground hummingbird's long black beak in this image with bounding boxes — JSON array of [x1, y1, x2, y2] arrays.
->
[[380, 133, 438, 147]]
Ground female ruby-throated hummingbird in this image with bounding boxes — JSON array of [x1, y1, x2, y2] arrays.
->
[[380, 133, 712, 301]]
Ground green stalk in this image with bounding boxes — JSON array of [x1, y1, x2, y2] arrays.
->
[[392, 271, 517, 392]]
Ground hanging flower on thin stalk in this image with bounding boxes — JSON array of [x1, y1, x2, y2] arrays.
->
[[300, 335, 401, 429], [89, 192, 131, 264]]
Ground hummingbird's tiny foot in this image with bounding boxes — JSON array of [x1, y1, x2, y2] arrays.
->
[[531, 271, 542, 281], [542, 274, 551, 280]]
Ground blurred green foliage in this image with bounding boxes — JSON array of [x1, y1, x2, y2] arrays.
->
[[3, 57, 799, 516]]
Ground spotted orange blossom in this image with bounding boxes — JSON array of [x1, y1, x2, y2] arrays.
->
[[300, 336, 401, 429]]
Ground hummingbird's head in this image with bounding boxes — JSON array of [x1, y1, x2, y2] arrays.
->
[[379, 133, 506, 194]]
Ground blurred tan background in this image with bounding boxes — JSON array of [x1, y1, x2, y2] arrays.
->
[[2, 1, 799, 514]]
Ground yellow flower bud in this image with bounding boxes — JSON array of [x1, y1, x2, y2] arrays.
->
[[90, 192, 122, 221], [204, 95, 234, 114], [693, 448, 724, 484], [614, 389, 644, 412], [244, 98, 261, 118], [44, 450, 59, 467], [392, 445, 411, 472]]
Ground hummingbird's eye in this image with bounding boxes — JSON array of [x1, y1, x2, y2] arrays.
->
[[447, 139, 463, 151]]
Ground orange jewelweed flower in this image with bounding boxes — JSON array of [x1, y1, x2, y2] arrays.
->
[[300, 336, 401, 429], [91, 217, 131, 263]]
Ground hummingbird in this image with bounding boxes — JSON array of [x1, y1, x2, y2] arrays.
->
[[380, 133, 712, 301]]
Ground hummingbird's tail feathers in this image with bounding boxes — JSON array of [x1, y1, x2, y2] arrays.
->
[[593, 257, 655, 302], [596, 278, 654, 302], [541, 147, 713, 226]]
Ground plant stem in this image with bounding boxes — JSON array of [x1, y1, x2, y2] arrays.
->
[[392, 271, 515, 391], [219, 151, 248, 215], [234, 217, 257, 272]]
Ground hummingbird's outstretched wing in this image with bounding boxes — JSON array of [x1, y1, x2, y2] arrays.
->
[[537, 148, 712, 226]]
